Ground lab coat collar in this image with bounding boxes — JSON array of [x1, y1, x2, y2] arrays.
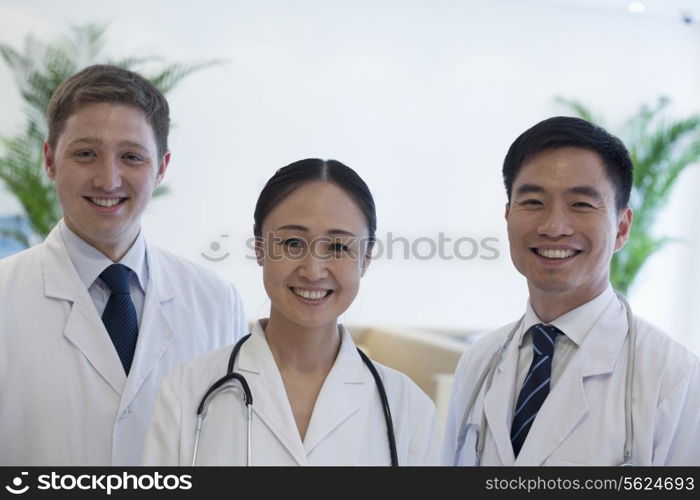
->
[[575, 290, 629, 378], [58, 219, 148, 293], [140, 239, 175, 303], [519, 284, 616, 348], [237, 320, 366, 465], [236, 321, 363, 381], [521, 285, 625, 377]]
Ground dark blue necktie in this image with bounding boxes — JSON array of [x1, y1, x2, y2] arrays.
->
[[100, 264, 139, 375], [510, 323, 562, 457]]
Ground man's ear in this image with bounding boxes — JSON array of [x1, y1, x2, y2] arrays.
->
[[504, 201, 510, 220], [44, 141, 56, 180], [614, 207, 633, 253], [154, 151, 171, 187]]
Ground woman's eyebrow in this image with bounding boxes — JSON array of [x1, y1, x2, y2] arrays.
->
[[273, 226, 357, 237], [327, 229, 356, 237], [274, 224, 309, 232]]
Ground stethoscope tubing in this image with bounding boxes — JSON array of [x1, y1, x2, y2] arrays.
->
[[193, 335, 253, 466], [356, 347, 399, 466], [192, 332, 398, 466]]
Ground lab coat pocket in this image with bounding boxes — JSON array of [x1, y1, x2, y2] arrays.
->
[[454, 422, 480, 466]]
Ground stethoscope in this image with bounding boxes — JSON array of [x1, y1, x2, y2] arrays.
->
[[454, 292, 637, 467], [192, 333, 399, 466]]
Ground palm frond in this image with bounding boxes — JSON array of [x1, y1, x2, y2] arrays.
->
[[64, 23, 107, 64], [109, 55, 161, 70], [145, 60, 225, 94], [621, 96, 670, 151], [555, 96, 603, 125], [0, 226, 31, 248], [153, 185, 170, 197]]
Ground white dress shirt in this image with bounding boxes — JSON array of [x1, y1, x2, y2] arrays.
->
[[60, 221, 147, 324]]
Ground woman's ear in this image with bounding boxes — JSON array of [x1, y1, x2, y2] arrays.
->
[[361, 248, 372, 277], [255, 235, 265, 266]]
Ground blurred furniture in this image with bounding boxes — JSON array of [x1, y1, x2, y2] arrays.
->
[[349, 325, 474, 430]]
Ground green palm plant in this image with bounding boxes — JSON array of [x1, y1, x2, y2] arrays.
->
[[558, 96, 700, 294], [0, 24, 218, 249]]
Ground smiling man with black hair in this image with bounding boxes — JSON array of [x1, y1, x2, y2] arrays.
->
[[443, 116, 700, 466]]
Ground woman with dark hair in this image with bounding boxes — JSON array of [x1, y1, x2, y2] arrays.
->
[[143, 159, 440, 465]]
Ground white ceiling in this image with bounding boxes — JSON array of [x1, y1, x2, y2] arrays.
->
[[512, 0, 698, 23]]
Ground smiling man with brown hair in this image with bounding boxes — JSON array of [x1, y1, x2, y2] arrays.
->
[[0, 64, 246, 465]]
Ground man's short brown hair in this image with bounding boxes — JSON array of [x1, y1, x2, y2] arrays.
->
[[47, 64, 170, 158]]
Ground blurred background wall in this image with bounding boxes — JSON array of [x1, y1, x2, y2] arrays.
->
[[1, 0, 699, 355]]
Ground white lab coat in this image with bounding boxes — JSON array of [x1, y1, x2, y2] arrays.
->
[[442, 293, 700, 466], [0, 224, 246, 465], [143, 320, 441, 465]]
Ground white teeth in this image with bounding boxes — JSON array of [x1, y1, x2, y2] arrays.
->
[[537, 248, 577, 259], [292, 288, 329, 300], [90, 198, 122, 207]]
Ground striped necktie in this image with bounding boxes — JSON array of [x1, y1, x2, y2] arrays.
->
[[100, 264, 139, 375], [510, 323, 562, 457]]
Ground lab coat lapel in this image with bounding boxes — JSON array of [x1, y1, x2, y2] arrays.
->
[[515, 297, 628, 465], [237, 324, 307, 465], [514, 352, 588, 465], [118, 244, 176, 414], [41, 226, 125, 395], [578, 296, 628, 379], [483, 329, 520, 465], [303, 326, 363, 456]]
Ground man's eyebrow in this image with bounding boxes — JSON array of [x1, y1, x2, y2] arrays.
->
[[514, 184, 544, 196], [120, 140, 149, 151], [68, 137, 103, 146], [66, 138, 149, 151], [569, 186, 604, 201], [514, 184, 606, 202]]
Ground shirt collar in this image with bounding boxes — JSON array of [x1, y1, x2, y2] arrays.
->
[[59, 219, 148, 292], [520, 284, 616, 347]]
